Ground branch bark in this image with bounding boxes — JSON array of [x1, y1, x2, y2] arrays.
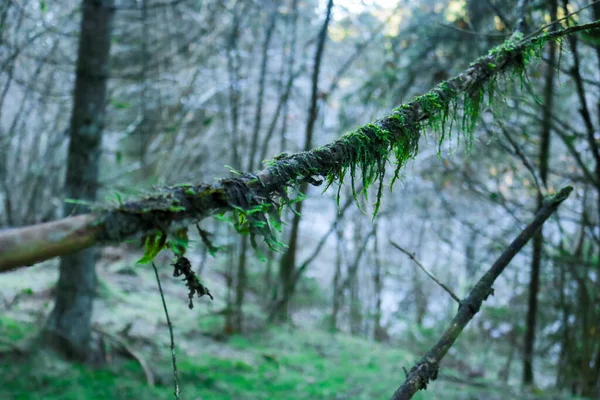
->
[[0, 21, 598, 272], [389, 186, 573, 400]]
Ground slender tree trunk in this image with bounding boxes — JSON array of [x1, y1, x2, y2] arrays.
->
[[349, 220, 363, 335], [273, 0, 333, 322], [523, 0, 557, 385], [465, 229, 478, 278], [43, 0, 114, 361], [556, 253, 570, 388], [231, 10, 278, 334], [372, 224, 385, 341], [264, 250, 274, 303], [258, 0, 298, 162], [225, 8, 246, 333], [139, 0, 150, 175], [248, 10, 276, 172], [589, 6, 600, 394], [413, 219, 428, 325], [331, 220, 344, 332], [346, 225, 373, 335], [232, 236, 248, 333]]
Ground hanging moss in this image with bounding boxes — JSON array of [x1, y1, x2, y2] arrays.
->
[[260, 29, 575, 220], [91, 20, 600, 268]]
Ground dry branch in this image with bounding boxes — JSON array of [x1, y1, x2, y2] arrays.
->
[[389, 186, 573, 400]]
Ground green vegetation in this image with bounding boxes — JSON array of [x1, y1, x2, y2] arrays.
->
[[0, 316, 573, 400]]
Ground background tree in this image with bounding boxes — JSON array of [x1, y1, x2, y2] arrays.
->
[[41, 0, 114, 361]]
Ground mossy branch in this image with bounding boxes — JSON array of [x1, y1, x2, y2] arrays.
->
[[0, 20, 598, 272]]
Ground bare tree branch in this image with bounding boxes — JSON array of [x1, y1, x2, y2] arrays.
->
[[389, 241, 461, 304], [389, 186, 573, 400]]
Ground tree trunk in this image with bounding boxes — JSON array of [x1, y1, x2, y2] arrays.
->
[[330, 221, 344, 332], [347, 225, 373, 335], [225, 8, 244, 333], [43, 0, 114, 361], [232, 236, 248, 333], [272, 0, 333, 322], [522, 0, 557, 385], [372, 224, 385, 341], [413, 219, 428, 325]]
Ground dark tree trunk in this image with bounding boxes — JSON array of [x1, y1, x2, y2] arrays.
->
[[272, 0, 333, 322], [522, 0, 557, 385], [248, 10, 277, 172], [43, 0, 114, 361]]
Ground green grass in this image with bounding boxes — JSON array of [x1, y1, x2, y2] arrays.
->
[[0, 317, 582, 400], [0, 317, 459, 400]]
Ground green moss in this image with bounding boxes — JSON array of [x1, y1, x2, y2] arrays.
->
[[113, 21, 569, 266], [319, 117, 419, 216], [136, 232, 166, 264]]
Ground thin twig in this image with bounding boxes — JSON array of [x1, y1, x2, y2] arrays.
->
[[436, 22, 509, 38], [493, 117, 545, 196], [389, 241, 461, 304], [514, 0, 530, 35], [523, 0, 600, 41], [484, 0, 511, 31], [152, 262, 180, 400], [389, 186, 573, 400]]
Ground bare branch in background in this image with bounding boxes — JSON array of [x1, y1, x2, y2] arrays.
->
[[390, 186, 573, 400], [390, 241, 461, 304]]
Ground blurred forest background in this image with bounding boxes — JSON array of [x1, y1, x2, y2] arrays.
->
[[1, 0, 599, 399]]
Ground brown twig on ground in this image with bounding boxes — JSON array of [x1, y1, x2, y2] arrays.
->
[[389, 186, 573, 400]]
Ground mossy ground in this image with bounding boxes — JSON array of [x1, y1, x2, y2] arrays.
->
[[0, 318, 585, 400], [0, 249, 585, 400]]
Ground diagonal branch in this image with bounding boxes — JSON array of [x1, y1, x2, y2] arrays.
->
[[0, 21, 599, 271], [389, 186, 573, 400], [390, 241, 460, 304]]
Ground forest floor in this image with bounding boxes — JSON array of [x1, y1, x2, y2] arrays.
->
[[0, 247, 584, 400]]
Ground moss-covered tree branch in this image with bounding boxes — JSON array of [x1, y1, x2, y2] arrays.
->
[[0, 20, 598, 272], [389, 186, 573, 400]]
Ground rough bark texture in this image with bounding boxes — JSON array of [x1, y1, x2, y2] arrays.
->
[[43, 0, 115, 361], [0, 20, 598, 272], [390, 186, 573, 400]]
